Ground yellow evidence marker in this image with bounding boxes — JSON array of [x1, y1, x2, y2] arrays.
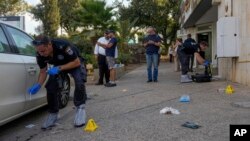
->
[[225, 85, 234, 94], [84, 118, 99, 132]]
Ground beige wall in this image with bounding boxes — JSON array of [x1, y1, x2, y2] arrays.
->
[[177, 27, 196, 39], [217, 0, 250, 85]]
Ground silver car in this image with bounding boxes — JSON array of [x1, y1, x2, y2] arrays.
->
[[0, 21, 70, 126]]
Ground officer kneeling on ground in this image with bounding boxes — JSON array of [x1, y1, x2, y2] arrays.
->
[[177, 39, 209, 83], [28, 35, 87, 129]]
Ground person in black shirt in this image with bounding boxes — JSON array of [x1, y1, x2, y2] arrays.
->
[[28, 35, 87, 129], [194, 41, 209, 66]]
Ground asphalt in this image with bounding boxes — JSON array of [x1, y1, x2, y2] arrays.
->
[[2, 62, 250, 141]]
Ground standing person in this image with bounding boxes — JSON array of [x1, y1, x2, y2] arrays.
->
[[94, 31, 110, 85], [172, 40, 180, 72], [28, 36, 87, 129], [143, 27, 162, 82], [97, 30, 118, 87], [177, 38, 191, 83], [177, 38, 209, 83], [184, 34, 196, 72], [168, 44, 174, 63]]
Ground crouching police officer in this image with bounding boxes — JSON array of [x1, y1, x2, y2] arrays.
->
[[28, 35, 87, 129]]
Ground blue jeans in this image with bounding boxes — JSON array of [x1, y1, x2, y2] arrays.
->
[[146, 54, 159, 81]]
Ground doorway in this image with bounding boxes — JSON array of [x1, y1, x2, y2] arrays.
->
[[197, 32, 212, 61]]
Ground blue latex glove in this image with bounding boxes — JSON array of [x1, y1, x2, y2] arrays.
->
[[179, 95, 190, 102], [47, 67, 60, 75], [28, 83, 41, 95], [203, 60, 210, 67]]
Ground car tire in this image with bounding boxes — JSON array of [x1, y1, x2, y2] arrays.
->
[[58, 74, 70, 109]]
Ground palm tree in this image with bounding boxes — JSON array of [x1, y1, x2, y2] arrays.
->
[[116, 18, 140, 64], [117, 18, 139, 53], [78, 0, 115, 35], [74, 0, 116, 45]]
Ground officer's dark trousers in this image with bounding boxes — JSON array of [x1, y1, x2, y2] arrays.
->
[[98, 54, 110, 83], [45, 65, 87, 113], [188, 54, 194, 71], [177, 49, 190, 75]]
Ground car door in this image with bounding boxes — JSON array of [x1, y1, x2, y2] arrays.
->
[[0, 25, 27, 125], [5, 25, 47, 111]]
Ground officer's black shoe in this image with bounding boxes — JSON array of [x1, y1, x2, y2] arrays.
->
[[147, 80, 152, 83], [95, 82, 103, 85], [153, 80, 158, 82], [105, 82, 116, 87]]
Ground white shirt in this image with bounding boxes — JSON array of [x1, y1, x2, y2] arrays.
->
[[168, 47, 174, 55], [94, 37, 109, 56]]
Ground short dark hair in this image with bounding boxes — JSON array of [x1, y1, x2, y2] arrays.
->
[[105, 30, 109, 34], [187, 34, 192, 38], [32, 35, 51, 46], [107, 29, 115, 34], [200, 41, 208, 47]]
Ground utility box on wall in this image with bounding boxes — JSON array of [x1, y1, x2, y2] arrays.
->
[[216, 17, 240, 57]]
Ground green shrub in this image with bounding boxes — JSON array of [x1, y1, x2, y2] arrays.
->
[[83, 54, 98, 68], [117, 53, 133, 65]]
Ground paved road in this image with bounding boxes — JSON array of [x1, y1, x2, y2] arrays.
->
[[1, 63, 250, 141]]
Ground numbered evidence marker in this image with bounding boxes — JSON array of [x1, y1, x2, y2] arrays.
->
[[230, 125, 250, 141]]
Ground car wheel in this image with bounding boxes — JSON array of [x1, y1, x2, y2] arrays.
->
[[58, 74, 70, 109]]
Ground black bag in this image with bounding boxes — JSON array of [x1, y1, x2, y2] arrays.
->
[[191, 65, 212, 83], [191, 74, 211, 82]]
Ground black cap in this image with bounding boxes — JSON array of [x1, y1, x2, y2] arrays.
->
[[32, 35, 51, 46], [107, 29, 115, 34], [105, 30, 110, 34]]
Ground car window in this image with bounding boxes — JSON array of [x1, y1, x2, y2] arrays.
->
[[6, 25, 35, 56], [0, 26, 10, 53]]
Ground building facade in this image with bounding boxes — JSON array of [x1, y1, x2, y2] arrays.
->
[[178, 0, 250, 86]]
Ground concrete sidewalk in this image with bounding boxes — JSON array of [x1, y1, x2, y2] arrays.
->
[[37, 63, 250, 141]]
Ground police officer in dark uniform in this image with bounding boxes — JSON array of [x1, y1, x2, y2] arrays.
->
[[184, 34, 196, 72], [28, 35, 87, 129]]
